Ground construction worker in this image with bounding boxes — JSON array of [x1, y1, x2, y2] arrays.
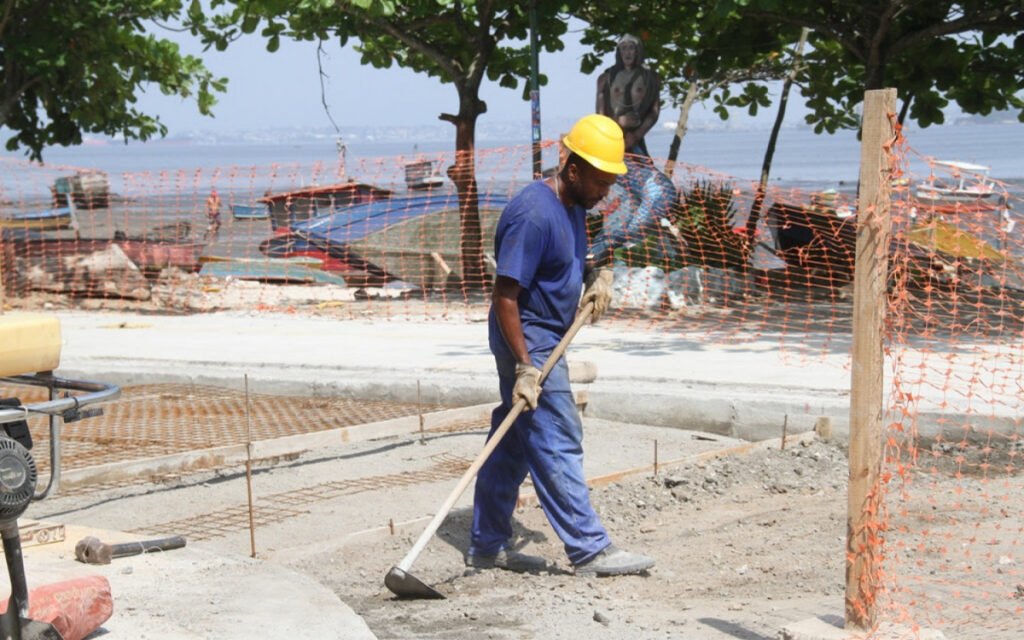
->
[[466, 114, 656, 577]]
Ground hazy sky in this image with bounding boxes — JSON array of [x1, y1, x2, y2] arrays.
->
[[136, 19, 719, 135]]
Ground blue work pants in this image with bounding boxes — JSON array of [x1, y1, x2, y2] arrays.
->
[[469, 351, 610, 565]]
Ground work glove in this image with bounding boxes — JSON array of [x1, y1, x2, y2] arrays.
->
[[513, 362, 541, 410], [581, 267, 614, 322]]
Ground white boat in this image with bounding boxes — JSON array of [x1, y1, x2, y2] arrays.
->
[[914, 160, 1002, 206], [912, 160, 1014, 235]]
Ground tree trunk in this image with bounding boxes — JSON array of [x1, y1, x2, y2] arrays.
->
[[897, 94, 913, 125], [663, 80, 701, 178], [443, 98, 485, 293], [745, 28, 810, 247]]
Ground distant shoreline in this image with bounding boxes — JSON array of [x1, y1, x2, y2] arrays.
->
[[1, 121, 1021, 200]]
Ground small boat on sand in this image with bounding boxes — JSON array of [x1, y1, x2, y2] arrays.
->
[[230, 203, 270, 220], [0, 206, 75, 231], [913, 161, 1008, 215]]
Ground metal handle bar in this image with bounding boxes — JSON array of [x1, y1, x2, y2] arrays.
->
[[0, 372, 121, 499]]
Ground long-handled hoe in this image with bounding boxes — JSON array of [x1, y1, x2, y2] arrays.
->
[[384, 302, 595, 599]]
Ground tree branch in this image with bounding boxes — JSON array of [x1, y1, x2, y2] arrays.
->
[[870, 0, 906, 60], [317, 40, 341, 134], [741, 10, 867, 62], [890, 6, 1024, 56], [357, 12, 465, 85], [0, 0, 14, 39]]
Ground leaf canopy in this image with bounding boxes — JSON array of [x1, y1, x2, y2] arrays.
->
[[1, 0, 227, 161]]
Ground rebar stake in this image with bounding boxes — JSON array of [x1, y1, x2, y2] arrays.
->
[[244, 374, 257, 558], [417, 380, 426, 445]]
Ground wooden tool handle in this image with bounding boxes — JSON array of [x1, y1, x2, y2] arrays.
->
[[110, 535, 187, 558], [396, 302, 594, 572]]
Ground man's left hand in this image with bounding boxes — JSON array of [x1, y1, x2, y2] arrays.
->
[[581, 268, 614, 321]]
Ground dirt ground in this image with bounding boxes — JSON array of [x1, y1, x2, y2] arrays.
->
[[311, 437, 852, 640], [25, 412, 1024, 640], [307, 434, 1023, 640]]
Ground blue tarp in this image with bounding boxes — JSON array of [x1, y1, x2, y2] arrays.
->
[[291, 192, 511, 247], [589, 157, 680, 265]]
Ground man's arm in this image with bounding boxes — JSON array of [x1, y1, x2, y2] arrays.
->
[[492, 275, 530, 365]]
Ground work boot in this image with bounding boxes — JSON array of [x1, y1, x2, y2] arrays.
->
[[573, 544, 655, 577], [464, 548, 548, 573]]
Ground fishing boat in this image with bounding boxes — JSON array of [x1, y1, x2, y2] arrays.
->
[[261, 192, 510, 289], [404, 160, 446, 191], [260, 181, 393, 231], [766, 196, 858, 285], [766, 187, 1021, 294], [230, 203, 270, 220], [912, 160, 1008, 215], [0, 206, 75, 231], [2, 235, 203, 274]]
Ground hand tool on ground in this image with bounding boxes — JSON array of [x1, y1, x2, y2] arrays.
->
[[74, 535, 187, 565], [384, 301, 595, 599]]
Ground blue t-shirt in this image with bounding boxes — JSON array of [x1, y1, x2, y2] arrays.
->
[[489, 179, 587, 361]]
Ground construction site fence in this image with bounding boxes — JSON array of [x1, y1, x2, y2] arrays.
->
[[2, 135, 1023, 638]]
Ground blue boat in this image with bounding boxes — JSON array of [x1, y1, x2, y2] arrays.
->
[[259, 182, 393, 230], [0, 206, 74, 230], [261, 191, 510, 288], [230, 203, 270, 220]]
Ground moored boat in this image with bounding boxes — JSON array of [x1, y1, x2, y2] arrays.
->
[[0, 206, 75, 231], [230, 203, 270, 220], [912, 160, 1008, 216]]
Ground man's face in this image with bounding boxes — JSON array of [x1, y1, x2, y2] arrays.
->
[[568, 161, 618, 210], [619, 42, 638, 68]]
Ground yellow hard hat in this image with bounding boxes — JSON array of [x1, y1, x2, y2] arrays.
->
[[562, 114, 628, 175]]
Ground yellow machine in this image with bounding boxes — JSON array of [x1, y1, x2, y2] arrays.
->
[[0, 313, 120, 639], [0, 314, 62, 378]]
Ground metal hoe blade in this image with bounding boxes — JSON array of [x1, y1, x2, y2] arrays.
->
[[384, 566, 445, 600]]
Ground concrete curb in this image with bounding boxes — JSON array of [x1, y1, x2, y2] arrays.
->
[[57, 360, 1018, 446]]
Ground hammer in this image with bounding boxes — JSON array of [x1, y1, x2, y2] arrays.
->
[[75, 535, 186, 565]]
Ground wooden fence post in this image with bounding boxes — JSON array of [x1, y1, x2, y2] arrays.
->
[[846, 87, 897, 631], [0, 236, 5, 314]]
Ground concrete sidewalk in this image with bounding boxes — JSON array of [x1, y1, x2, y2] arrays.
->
[[53, 308, 1011, 443], [10, 524, 377, 639], [54, 309, 857, 443]]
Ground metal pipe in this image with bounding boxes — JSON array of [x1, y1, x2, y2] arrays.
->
[[33, 378, 63, 500], [2, 523, 29, 620], [0, 374, 120, 423], [0, 374, 119, 500]]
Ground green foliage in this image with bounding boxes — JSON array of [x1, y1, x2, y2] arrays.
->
[[576, 0, 796, 122], [578, 1, 1023, 134], [0, 0, 227, 161], [714, 0, 1024, 131]]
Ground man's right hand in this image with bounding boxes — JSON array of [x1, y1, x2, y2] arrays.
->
[[513, 362, 541, 410]]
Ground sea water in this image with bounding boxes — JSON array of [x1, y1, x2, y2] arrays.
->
[[3, 121, 1021, 198]]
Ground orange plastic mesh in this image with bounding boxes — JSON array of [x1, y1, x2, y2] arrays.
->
[[2, 133, 1023, 636]]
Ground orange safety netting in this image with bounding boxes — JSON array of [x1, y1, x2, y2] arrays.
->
[[2, 132, 1022, 636]]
